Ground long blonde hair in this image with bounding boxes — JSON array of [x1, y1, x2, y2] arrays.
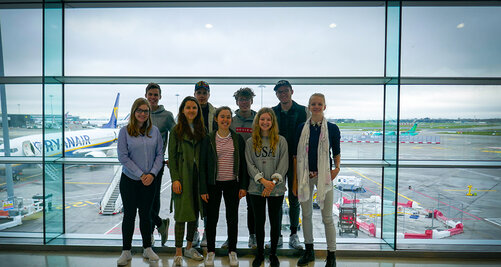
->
[[127, 98, 152, 137], [251, 108, 279, 154]]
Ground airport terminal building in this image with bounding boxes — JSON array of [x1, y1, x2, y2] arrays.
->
[[0, 0, 500, 266]]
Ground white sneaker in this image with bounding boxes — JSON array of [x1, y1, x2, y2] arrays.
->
[[192, 231, 200, 247], [201, 231, 207, 247], [205, 251, 215, 266], [229, 251, 239, 267], [184, 247, 203, 261], [117, 250, 132, 266], [142, 247, 159, 261], [265, 235, 283, 249], [248, 234, 257, 249], [174, 255, 183, 266], [289, 234, 304, 250], [221, 239, 228, 249]]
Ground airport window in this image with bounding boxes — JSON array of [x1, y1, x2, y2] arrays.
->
[[1, 1, 501, 250]]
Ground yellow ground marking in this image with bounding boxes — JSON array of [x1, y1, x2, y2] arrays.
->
[[481, 150, 501, 154], [65, 182, 110, 185], [359, 212, 413, 218], [432, 147, 446, 150], [348, 168, 420, 205], [444, 189, 496, 192], [412, 146, 424, 149]]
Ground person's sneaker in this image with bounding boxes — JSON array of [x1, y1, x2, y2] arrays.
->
[[201, 231, 207, 247], [117, 250, 132, 266], [174, 255, 183, 266], [221, 239, 229, 249], [289, 234, 304, 250], [252, 254, 264, 267], [191, 231, 200, 247], [205, 251, 215, 266], [158, 218, 169, 246], [142, 247, 159, 261], [184, 247, 203, 261], [264, 235, 283, 249], [248, 234, 257, 249], [229, 251, 239, 267], [269, 254, 280, 267]]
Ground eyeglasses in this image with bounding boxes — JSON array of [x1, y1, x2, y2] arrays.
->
[[135, 108, 150, 114]]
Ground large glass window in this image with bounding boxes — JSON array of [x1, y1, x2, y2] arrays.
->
[[64, 6, 385, 76]]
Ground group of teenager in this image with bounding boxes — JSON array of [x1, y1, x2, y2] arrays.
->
[[116, 80, 341, 267]]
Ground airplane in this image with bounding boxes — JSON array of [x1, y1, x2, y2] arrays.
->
[[370, 122, 419, 136], [0, 93, 121, 180]]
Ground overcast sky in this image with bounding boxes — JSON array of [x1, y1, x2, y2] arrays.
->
[[1, 5, 500, 120]]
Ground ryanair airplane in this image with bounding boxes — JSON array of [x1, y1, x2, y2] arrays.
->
[[1, 93, 121, 180]]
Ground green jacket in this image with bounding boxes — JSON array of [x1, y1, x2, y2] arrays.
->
[[199, 129, 249, 195], [168, 131, 206, 222]]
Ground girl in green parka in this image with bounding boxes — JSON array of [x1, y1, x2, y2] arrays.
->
[[168, 96, 206, 266]]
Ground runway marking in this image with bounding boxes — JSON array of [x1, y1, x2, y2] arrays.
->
[[481, 150, 501, 154], [411, 146, 424, 149], [105, 221, 123, 235], [65, 181, 110, 185], [348, 168, 420, 205], [410, 188, 482, 220], [443, 189, 496, 192], [431, 147, 446, 150], [460, 168, 501, 179]]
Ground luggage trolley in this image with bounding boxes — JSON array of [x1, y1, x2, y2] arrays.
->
[[335, 176, 365, 237]]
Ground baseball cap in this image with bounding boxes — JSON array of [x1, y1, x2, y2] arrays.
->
[[195, 81, 210, 92], [273, 80, 292, 91]]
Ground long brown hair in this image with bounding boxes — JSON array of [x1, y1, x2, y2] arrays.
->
[[251, 108, 279, 154], [127, 98, 152, 137], [174, 96, 206, 141]]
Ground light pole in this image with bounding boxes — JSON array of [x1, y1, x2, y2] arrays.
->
[[258, 84, 265, 108]]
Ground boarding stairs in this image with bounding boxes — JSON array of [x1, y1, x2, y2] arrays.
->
[[42, 163, 61, 181], [100, 166, 123, 215]]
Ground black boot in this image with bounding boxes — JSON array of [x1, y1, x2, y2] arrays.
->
[[325, 251, 336, 267], [297, 243, 315, 266], [252, 253, 264, 267], [269, 254, 280, 267]]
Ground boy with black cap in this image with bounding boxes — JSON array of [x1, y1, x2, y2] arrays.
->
[[271, 80, 308, 251], [194, 81, 217, 133], [192, 80, 216, 247]]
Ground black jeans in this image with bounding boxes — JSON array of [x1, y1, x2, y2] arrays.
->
[[249, 194, 284, 255], [246, 194, 255, 235], [151, 166, 164, 232], [206, 180, 240, 252], [120, 173, 155, 250]]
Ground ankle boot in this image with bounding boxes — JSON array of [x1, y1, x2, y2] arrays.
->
[[297, 243, 315, 266], [325, 251, 336, 267]]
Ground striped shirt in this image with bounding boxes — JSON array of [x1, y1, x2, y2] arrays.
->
[[216, 132, 235, 181]]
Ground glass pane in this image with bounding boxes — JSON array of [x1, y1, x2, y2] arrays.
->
[[64, 84, 383, 160], [0, 163, 44, 242], [397, 168, 501, 248], [382, 1, 401, 249], [0, 7, 42, 76], [43, 2, 64, 243], [402, 6, 501, 77], [400, 85, 501, 161], [64, 5, 385, 76]]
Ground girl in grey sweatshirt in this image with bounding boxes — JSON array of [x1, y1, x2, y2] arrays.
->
[[245, 107, 288, 267]]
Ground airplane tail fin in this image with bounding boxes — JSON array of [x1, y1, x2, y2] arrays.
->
[[102, 93, 120, 129], [407, 122, 418, 133]]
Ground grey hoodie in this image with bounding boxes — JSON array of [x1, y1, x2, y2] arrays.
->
[[230, 109, 256, 142], [150, 105, 176, 155], [245, 135, 289, 196]]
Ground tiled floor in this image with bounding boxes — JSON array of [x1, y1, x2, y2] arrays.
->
[[0, 251, 500, 267]]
